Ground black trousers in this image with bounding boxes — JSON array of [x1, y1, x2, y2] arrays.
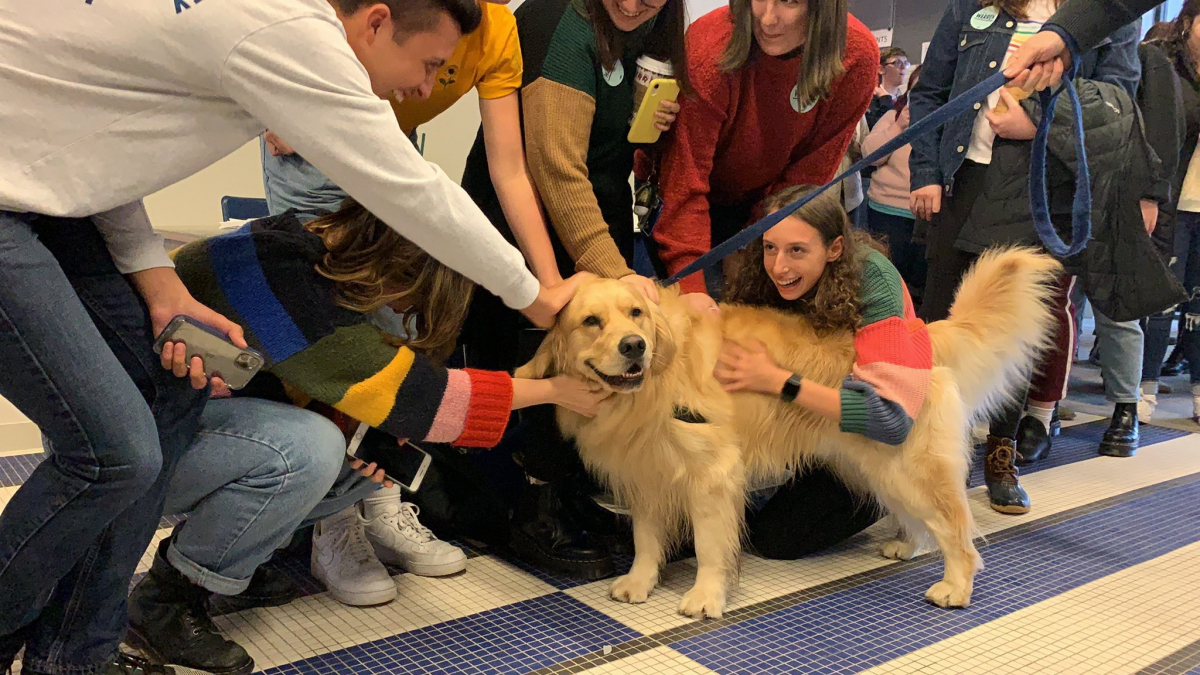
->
[[748, 465, 882, 560]]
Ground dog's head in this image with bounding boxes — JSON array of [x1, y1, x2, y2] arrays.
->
[[517, 278, 676, 393]]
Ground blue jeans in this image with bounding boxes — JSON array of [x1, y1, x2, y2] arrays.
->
[[260, 130, 421, 220], [0, 213, 206, 675], [1143, 211, 1200, 386], [164, 398, 379, 593], [1092, 308, 1143, 404]]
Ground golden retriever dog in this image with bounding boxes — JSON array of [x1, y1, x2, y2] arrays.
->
[[515, 248, 1061, 619]]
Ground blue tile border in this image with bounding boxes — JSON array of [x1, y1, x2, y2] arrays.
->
[[672, 478, 1200, 675], [1135, 636, 1200, 675], [259, 593, 642, 675], [527, 471, 1200, 675]]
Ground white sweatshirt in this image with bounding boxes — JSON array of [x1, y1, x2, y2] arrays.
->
[[0, 0, 539, 309]]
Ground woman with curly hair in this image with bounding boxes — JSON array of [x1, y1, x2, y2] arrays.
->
[[692, 184, 930, 559]]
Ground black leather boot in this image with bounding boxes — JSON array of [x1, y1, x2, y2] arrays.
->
[[127, 539, 254, 675], [509, 479, 615, 580], [218, 564, 301, 610], [1098, 402, 1139, 458], [1015, 415, 1052, 465], [985, 436, 1031, 515], [1162, 346, 1187, 376]]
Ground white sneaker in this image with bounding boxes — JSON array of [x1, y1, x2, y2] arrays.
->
[[1138, 393, 1156, 422], [361, 489, 467, 577], [311, 506, 397, 606]]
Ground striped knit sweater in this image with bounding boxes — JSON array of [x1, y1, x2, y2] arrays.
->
[[172, 213, 514, 448], [840, 249, 932, 445]]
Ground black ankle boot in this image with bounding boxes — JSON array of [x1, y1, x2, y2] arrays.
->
[[219, 565, 300, 610], [1015, 415, 1052, 465], [1098, 402, 1139, 458], [1162, 347, 1187, 377], [985, 436, 1030, 515], [509, 480, 615, 580], [127, 539, 254, 675]]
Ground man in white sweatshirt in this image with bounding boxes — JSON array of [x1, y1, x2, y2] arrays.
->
[[0, 2, 576, 674]]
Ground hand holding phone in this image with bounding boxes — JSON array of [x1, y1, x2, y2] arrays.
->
[[152, 315, 264, 390], [628, 78, 681, 144], [345, 423, 433, 493]]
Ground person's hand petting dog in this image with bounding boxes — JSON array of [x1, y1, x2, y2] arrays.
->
[[714, 339, 791, 395]]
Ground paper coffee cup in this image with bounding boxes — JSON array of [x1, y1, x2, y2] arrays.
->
[[632, 56, 674, 123]]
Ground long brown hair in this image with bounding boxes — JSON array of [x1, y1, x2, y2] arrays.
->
[[719, 0, 847, 111], [1160, 0, 1200, 76], [980, 0, 1062, 21], [580, 0, 692, 94], [306, 199, 476, 361], [724, 185, 882, 334]]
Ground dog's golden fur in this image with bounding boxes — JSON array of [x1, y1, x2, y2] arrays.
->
[[516, 247, 1061, 619]]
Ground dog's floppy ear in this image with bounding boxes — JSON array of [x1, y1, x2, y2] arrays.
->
[[515, 328, 565, 379], [648, 302, 677, 375]]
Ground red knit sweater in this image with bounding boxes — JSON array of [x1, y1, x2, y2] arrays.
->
[[650, 8, 879, 294]]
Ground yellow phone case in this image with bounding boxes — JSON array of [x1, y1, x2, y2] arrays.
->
[[628, 78, 681, 145]]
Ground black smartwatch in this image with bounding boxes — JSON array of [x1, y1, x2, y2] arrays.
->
[[780, 373, 803, 403]]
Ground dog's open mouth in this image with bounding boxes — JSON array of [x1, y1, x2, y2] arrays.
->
[[587, 361, 645, 389]]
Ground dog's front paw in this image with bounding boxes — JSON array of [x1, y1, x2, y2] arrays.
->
[[679, 583, 726, 619], [610, 573, 657, 604], [881, 539, 921, 560], [924, 580, 971, 608]]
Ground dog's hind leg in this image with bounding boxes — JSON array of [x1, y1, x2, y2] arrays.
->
[[679, 467, 744, 620], [611, 502, 668, 605]]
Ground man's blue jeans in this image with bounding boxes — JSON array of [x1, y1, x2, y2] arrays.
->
[[162, 398, 379, 594], [0, 213, 206, 675]]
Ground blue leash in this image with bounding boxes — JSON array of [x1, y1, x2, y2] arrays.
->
[[664, 69, 1091, 286]]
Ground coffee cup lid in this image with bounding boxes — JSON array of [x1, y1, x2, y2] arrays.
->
[[636, 55, 673, 75]]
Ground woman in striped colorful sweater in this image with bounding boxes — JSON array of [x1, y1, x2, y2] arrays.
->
[[126, 200, 605, 673], [704, 185, 930, 560]]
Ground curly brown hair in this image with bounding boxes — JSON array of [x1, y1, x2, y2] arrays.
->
[[306, 199, 476, 362], [724, 185, 883, 334]]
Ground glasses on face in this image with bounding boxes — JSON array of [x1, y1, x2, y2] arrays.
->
[[885, 59, 910, 70]]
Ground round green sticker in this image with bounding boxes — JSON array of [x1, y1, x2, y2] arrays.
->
[[602, 60, 624, 87], [970, 6, 999, 29]]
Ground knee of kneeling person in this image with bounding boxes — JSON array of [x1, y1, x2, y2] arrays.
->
[[273, 413, 346, 487]]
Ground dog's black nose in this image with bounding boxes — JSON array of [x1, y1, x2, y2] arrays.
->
[[618, 335, 647, 359]]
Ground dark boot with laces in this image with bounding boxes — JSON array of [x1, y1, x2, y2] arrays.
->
[[984, 436, 1031, 515], [126, 538, 254, 675]]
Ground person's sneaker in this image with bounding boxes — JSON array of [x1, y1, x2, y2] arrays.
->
[[127, 539, 254, 675], [1138, 392, 1157, 422], [311, 507, 397, 606], [361, 491, 467, 577], [984, 436, 1031, 515]]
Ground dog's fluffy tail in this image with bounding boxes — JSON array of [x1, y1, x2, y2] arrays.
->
[[928, 247, 1063, 422]]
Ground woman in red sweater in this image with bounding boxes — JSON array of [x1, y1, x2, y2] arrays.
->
[[648, 0, 879, 297]]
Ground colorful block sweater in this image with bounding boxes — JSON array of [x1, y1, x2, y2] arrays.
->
[[461, 0, 659, 281], [172, 213, 514, 448], [841, 249, 932, 445], [649, 7, 879, 295]]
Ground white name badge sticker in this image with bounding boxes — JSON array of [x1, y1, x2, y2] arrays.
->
[[603, 60, 625, 87], [791, 85, 816, 113], [970, 6, 999, 29]]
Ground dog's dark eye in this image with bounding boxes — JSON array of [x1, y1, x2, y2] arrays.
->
[[583, 315, 602, 328], [630, 307, 643, 318]]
